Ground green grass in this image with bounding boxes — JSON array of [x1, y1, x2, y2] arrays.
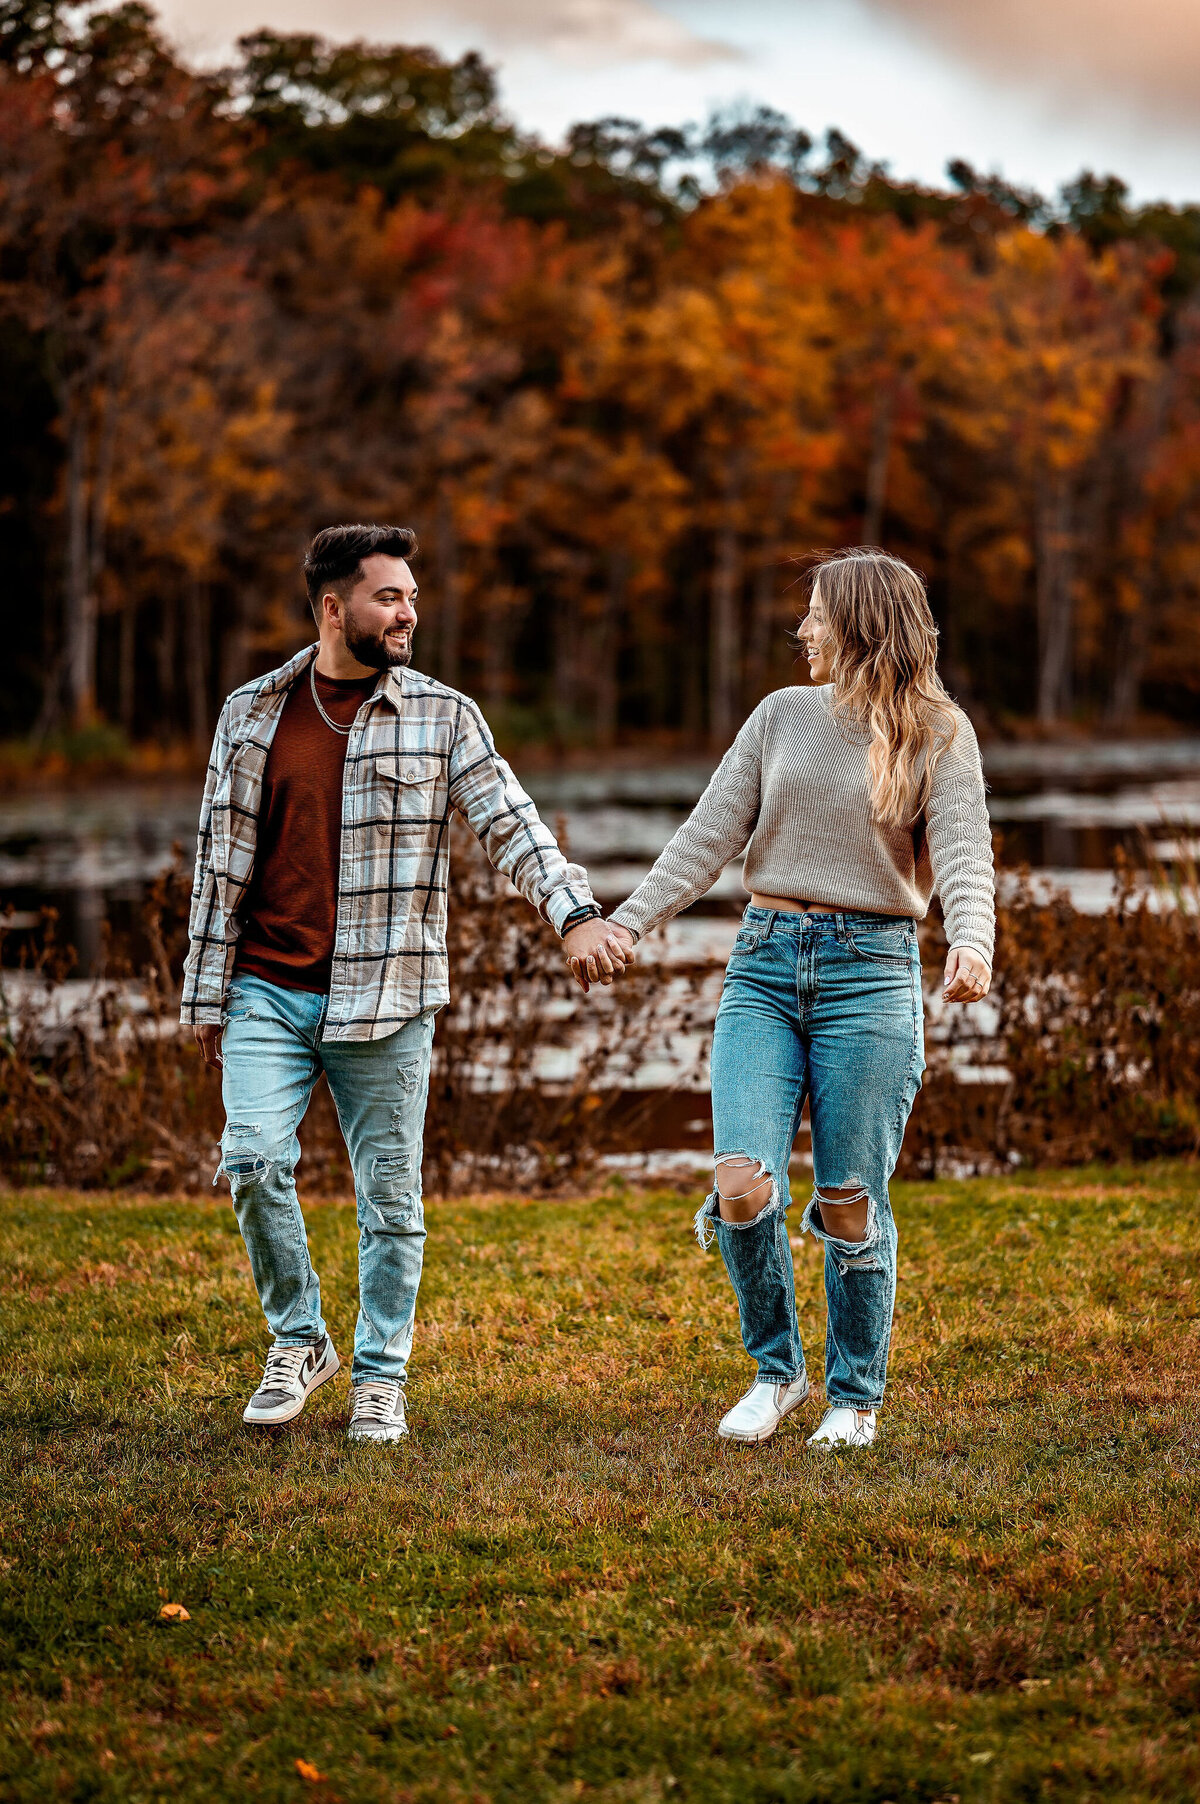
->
[[2, 1167, 1200, 1803]]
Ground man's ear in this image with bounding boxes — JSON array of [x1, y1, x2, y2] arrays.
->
[[321, 590, 342, 629]]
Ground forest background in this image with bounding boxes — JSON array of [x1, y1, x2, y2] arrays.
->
[[2, 0, 1200, 758]]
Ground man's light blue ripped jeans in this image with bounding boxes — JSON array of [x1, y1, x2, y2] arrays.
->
[[700, 905, 925, 1412], [218, 973, 435, 1387]]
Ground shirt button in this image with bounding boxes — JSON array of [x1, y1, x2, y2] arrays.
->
[[405, 766, 418, 781]]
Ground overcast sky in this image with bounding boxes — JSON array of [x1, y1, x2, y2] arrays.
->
[[164, 0, 1200, 205]]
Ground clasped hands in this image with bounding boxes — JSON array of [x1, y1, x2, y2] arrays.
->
[[562, 918, 637, 994]]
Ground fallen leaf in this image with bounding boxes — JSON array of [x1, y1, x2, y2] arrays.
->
[[1019, 1677, 1052, 1691], [158, 1603, 190, 1621], [968, 1751, 995, 1764], [295, 1758, 326, 1781], [441, 1725, 458, 1739]]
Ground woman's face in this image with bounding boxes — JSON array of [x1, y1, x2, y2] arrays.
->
[[798, 585, 834, 683]]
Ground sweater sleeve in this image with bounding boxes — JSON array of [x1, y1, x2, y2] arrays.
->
[[609, 706, 764, 941], [924, 711, 995, 967]]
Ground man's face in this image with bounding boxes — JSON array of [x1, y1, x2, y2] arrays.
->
[[332, 555, 418, 671]]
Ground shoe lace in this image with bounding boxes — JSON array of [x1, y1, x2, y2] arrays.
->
[[260, 1344, 311, 1390], [352, 1381, 402, 1423]]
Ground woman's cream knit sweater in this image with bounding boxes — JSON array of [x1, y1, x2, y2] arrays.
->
[[609, 685, 995, 965]]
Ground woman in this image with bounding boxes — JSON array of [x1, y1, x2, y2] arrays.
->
[[594, 549, 994, 1449]]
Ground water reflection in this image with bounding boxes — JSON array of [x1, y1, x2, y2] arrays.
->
[[4, 738, 1200, 975]]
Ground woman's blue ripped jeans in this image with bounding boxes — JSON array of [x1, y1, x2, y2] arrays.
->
[[701, 905, 925, 1412], [218, 973, 436, 1386]]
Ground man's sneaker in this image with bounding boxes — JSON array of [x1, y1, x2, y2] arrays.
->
[[348, 1380, 408, 1443], [718, 1375, 810, 1445], [242, 1335, 339, 1426], [807, 1406, 877, 1448]]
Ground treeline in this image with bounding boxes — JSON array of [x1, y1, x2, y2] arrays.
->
[[2, 0, 1200, 751]]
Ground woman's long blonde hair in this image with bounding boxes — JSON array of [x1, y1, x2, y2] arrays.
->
[[799, 548, 959, 826]]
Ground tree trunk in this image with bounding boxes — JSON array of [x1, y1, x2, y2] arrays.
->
[[551, 588, 579, 743], [185, 575, 210, 747], [1035, 476, 1075, 727], [63, 406, 97, 726], [708, 517, 741, 746], [157, 592, 178, 742], [1105, 584, 1151, 728], [861, 385, 895, 547], [594, 554, 625, 748], [118, 599, 136, 733], [435, 491, 462, 689]]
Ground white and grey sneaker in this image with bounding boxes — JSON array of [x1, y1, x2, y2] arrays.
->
[[718, 1375, 811, 1445], [348, 1380, 408, 1443], [242, 1335, 339, 1426], [807, 1406, 877, 1448]]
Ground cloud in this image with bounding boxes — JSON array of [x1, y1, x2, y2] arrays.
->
[[868, 0, 1200, 128], [457, 0, 741, 67], [170, 0, 741, 69]]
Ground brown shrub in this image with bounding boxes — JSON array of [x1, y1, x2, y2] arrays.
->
[[906, 860, 1200, 1176], [2, 849, 1198, 1192], [0, 836, 711, 1195]]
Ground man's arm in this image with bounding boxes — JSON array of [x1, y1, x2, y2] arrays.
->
[[447, 698, 631, 987], [181, 702, 235, 1064]]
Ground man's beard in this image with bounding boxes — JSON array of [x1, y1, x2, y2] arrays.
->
[[343, 612, 413, 671]]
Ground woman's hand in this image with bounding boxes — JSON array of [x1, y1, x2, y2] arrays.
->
[[943, 946, 991, 1004], [564, 920, 637, 994]]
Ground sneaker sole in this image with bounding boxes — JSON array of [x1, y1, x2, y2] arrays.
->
[[242, 1346, 341, 1426], [718, 1381, 811, 1445], [347, 1424, 408, 1443]]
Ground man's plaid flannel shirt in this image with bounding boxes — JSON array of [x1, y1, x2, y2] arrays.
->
[[181, 645, 594, 1042]]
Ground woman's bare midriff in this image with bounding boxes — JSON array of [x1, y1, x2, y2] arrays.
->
[[750, 892, 835, 913], [748, 892, 908, 919]]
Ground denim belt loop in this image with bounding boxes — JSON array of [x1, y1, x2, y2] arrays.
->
[[834, 910, 848, 943], [763, 911, 778, 942]]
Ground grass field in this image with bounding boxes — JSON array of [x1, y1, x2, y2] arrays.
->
[[3, 1167, 1200, 1803]]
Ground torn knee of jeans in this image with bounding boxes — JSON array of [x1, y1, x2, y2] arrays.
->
[[226, 1121, 261, 1140], [370, 1151, 415, 1198], [693, 1154, 784, 1249], [365, 1193, 424, 1232], [801, 1184, 881, 1255], [219, 1151, 272, 1197]]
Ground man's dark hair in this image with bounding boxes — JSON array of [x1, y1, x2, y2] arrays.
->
[[303, 524, 418, 620]]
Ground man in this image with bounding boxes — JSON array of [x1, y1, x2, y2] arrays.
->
[[183, 523, 630, 1441]]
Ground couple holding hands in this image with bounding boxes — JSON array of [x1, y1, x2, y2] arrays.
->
[[183, 524, 994, 1450]]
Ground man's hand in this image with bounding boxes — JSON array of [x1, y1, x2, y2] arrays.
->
[[943, 946, 991, 1005], [564, 919, 636, 994], [194, 1023, 223, 1070]]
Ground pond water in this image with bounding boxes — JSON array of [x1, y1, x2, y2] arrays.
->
[[3, 736, 1200, 975]]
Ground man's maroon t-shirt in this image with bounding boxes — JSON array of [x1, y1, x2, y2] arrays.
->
[[235, 668, 379, 994]]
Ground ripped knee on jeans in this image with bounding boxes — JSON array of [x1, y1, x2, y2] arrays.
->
[[693, 1154, 784, 1249], [716, 1155, 775, 1222], [801, 1183, 880, 1255]]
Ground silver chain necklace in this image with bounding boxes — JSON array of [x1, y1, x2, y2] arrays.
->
[[310, 659, 354, 736]]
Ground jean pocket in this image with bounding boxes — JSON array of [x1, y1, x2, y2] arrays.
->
[[845, 928, 912, 964], [729, 929, 761, 957]]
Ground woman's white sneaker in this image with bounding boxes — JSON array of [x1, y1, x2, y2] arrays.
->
[[807, 1406, 877, 1448], [348, 1380, 408, 1442], [718, 1376, 810, 1444], [242, 1335, 339, 1426]]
